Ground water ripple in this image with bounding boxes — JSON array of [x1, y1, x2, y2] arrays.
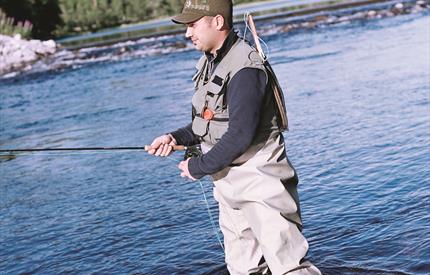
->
[[1, 12, 429, 275]]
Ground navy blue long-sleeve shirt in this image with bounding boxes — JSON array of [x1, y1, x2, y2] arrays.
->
[[171, 67, 267, 179]]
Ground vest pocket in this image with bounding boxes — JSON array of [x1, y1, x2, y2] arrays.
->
[[208, 120, 228, 144], [205, 81, 227, 111], [192, 116, 209, 138]]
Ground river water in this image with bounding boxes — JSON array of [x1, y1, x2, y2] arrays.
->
[[1, 11, 429, 275]]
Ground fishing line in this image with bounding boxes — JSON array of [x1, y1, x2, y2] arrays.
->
[[243, 12, 249, 45], [165, 155, 225, 252], [197, 177, 225, 251]]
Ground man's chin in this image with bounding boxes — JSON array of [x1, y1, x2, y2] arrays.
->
[[193, 44, 206, 52]]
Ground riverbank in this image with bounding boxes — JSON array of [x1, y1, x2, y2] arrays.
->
[[56, 0, 333, 49], [0, 0, 428, 79], [0, 34, 57, 77]]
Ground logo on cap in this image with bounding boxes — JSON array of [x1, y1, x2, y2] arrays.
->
[[185, 0, 210, 11]]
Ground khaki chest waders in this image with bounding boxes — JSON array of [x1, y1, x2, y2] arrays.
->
[[191, 38, 321, 275]]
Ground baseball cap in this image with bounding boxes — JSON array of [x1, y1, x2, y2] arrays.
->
[[172, 0, 233, 26]]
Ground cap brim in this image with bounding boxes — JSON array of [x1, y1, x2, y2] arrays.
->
[[171, 12, 204, 24]]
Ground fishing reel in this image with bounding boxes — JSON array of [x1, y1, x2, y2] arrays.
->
[[183, 144, 202, 160]]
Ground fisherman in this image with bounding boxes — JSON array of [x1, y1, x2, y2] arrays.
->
[[147, 0, 321, 274]]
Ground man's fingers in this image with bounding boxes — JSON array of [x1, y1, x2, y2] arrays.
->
[[149, 143, 175, 157], [164, 145, 173, 157], [155, 145, 164, 156], [147, 135, 177, 157], [150, 139, 162, 148], [148, 138, 163, 155], [146, 144, 159, 155], [161, 144, 170, 157]]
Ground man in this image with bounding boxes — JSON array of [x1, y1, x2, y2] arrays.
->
[[147, 0, 321, 274]]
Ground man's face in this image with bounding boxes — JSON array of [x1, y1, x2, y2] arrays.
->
[[185, 16, 218, 53]]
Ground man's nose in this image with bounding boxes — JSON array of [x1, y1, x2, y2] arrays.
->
[[185, 27, 192, 38]]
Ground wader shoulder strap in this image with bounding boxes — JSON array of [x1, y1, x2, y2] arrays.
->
[[265, 62, 289, 132]]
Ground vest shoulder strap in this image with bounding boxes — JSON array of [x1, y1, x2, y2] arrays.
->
[[219, 39, 266, 78]]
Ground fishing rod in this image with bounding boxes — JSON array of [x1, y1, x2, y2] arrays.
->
[[247, 14, 289, 131], [247, 14, 266, 61], [0, 145, 186, 154]]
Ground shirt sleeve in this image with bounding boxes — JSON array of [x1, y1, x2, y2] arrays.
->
[[188, 68, 267, 179], [170, 123, 200, 146]]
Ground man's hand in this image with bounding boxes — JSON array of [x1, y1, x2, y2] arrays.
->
[[147, 134, 177, 157], [178, 158, 196, 181]]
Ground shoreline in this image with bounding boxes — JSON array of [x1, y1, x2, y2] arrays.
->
[[56, 0, 380, 49], [0, 34, 57, 77], [0, 0, 428, 79], [56, 0, 329, 47]]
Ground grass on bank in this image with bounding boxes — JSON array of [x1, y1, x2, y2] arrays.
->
[[0, 8, 32, 39]]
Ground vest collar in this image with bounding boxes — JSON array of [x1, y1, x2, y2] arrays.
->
[[205, 30, 239, 64]]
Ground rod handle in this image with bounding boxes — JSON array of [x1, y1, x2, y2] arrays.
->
[[144, 144, 186, 152]]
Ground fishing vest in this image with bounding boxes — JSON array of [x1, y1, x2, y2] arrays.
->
[[191, 38, 287, 156]]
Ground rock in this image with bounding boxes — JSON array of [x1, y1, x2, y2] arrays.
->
[[394, 3, 404, 9], [367, 10, 377, 18], [416, 0, 426, 6], [414, 0, 427, 12], [42, 40, 57, 54], [392, 3, 405, 14], [383, 10, 395, 17], [2, 71, 18, 79], [0, 34, 57, 76], [350, 12, 366, 20], [326, 16, 338, 23], [338, 16, 350, 22]]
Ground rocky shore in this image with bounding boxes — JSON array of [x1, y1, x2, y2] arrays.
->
[[0, 34, 57, 77], [0, 0, 428, 79]]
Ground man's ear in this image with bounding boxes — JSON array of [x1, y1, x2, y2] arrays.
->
[[214, 15, 226, 30]]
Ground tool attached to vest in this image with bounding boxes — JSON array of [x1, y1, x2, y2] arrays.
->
[[201, 100, 215, 121], [202, 107, 215, 121]]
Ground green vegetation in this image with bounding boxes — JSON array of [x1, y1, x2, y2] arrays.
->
[[56, 0, 184, 36], [55, 0, 269, 37], [0, 8, 32, 38], [0, 0, 269, 39], [0, 0, 62, 39]]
